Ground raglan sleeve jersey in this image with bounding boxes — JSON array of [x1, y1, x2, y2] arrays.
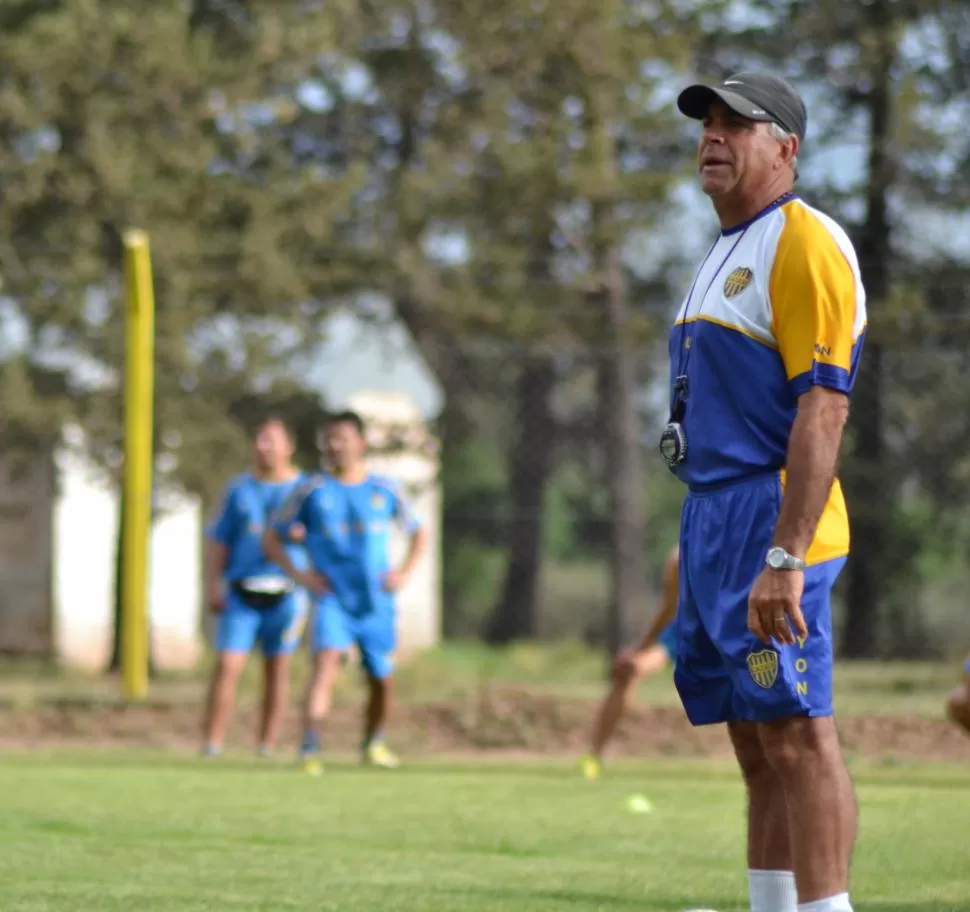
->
[[768, 202, 867, 565], [667, 198, 867, 564], [768, 202, 867, 400]]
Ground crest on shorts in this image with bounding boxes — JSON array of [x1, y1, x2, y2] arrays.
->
[[747, 649, 778, 689], [723, 266, 754, 298]]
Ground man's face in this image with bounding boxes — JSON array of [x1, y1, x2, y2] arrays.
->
[[253, 420, 295, 473], [696, 101, 792, 198], [323, 420, 366, 471]]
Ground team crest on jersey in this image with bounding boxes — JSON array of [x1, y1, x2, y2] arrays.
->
[[371, 493, 385, 510], [746, 649, 778, 689], [723, 266, 754, 298]]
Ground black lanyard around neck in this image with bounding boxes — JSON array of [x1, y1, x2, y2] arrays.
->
[[673, 190, 796, 380], [674, 228, 748, 380]]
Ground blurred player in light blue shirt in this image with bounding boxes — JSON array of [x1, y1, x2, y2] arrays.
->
[[201, 415, 309, 757], [264, 410, 426, 772]]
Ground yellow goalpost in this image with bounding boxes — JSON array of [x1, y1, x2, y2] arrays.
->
[[120, 229, 156, 701]]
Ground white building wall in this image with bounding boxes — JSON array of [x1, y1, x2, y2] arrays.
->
[[51, 437, 118, 670], [48, 426, 203, 671], [149, 487, 203, 670]]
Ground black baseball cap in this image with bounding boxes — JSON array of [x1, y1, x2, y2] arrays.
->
[[677, 72, 807, 143]]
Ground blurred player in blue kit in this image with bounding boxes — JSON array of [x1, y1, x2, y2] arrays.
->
[[264, 411, 427, 773], [581, 545, 680, 780], [201, 416, 310, 757]]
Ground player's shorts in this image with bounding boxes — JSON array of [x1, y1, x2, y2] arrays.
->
[[657, 622, 678, 665], [216, 589, 307, 657], [311, 595, 396, 680], [673, 471, 847, 726]]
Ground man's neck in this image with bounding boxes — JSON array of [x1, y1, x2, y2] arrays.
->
[[333, 465, 368, 485], [713, 180, 794, 233], [253, 465, 299, 484]]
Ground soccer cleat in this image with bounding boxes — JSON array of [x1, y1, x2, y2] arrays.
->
[[581, 754, 602, 780], [363, 741, 400, 768]]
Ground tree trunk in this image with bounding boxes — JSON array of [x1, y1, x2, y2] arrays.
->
[[485, 355, 556, 644], [841, 0, 894, 658], [596, 247, 648, 661]]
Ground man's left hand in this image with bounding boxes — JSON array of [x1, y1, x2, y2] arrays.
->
[[748, 568, 807, 646], [382, 569, 410, 593]]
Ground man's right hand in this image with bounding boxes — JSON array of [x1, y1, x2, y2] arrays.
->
[[612, 647, 648, 686], [205, 582, 224, 614]]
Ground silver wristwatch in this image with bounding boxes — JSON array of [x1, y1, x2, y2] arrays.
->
[[765, 546, 806, 572]]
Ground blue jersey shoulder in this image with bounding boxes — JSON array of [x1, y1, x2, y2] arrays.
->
[[207, 472, 253, 543], [225, 471, 255, 495], [367, 473, 400, 493], [272, 472, 325, 523], [367, 474, 421, 530]]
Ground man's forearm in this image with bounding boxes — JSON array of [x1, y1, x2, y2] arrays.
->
[[399, 527, 427, 576], [638, 614, 668, 650], [773, 391, 849, 559], [204, 541, 227, 590], [638, 592, 677, 649], [262, 531, 300, 580]]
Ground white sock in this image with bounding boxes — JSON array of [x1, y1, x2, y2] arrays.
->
[[749, 869, 798, 912], [798, 894, 853, 912]]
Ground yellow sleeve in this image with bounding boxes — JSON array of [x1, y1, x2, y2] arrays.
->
[[770, 206, 861, 398]]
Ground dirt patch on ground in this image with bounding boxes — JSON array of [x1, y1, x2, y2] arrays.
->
[[2, 687, 970, 762]]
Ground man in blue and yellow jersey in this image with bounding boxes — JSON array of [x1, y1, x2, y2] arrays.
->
[[201, 415, 309, 757], [945, 656, 970, 736], [581, 545, 680, 780], [264, 411, 427, 773], [661, 73, 866, 912]]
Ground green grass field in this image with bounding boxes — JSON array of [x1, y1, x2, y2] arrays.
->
[[1, 645, 968, 910], [1, 752, 968, 911]]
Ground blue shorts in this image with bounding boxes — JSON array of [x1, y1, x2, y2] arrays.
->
[[312, 596, 396, 680], [216, 590, 307, 657], [673, 472, 847, 726], [658, 622, 678, 665]]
